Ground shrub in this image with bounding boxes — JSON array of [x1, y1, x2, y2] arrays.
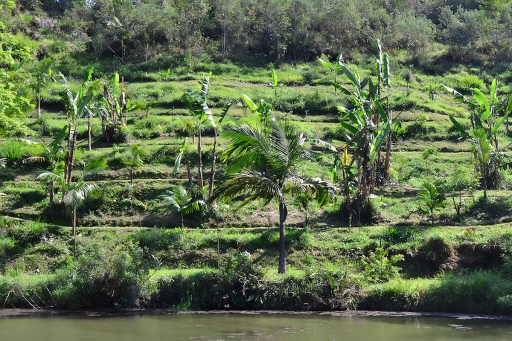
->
[[360, 248, 404, 282]]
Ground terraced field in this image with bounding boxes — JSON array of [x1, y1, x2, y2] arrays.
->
[[2, 61, 512, 312]]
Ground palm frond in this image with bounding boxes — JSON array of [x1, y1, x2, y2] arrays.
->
[[64, 183, 96, 207], [83, 159, 108, 178], [211, 171, 281, 209], [37, 171, 64, 182], [159, 191, 182, 213], [285, 176, 337, 207], [222, 124, 273, 173]]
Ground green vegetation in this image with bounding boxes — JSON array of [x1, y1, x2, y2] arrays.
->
[[2, 0, 512, 315]]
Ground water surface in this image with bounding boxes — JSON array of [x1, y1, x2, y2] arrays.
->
[[1, 313, 511, 340]]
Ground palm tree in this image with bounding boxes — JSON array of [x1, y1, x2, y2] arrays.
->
[[210, 122, 336, 274], [123, 144, 144, 211], [38, 159, 107, 256], [21, 126, 67, 207], [123, 144, 144, 186], [182, 76, 217, 193], [30, 58, 54, 119], [159, 185, 204, 229]]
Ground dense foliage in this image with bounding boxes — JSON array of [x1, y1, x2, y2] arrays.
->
[[4, 0, 512, 67]]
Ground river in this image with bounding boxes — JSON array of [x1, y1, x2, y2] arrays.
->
[[1, 312, 511, 340]]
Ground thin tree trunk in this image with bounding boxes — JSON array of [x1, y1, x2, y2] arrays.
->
[[37, 93, 41, 119], [278, 202, 287, 274], [222, 25, 226, 62], [67, 130, 78, 185], [88, 116, 92, 151], [384, 111, 393, 180], [483, 168, 488, 200], [186, 152, 193, 195], [198, 129, 203, 191], [49, 163, 54, 207], [73, 206, 77, 258], [64, 123, 72, 183], [370, 164, 376, 194], [208, 133, 217, 200], [130, 169, 134, 211], [145, 39, 149, 63]]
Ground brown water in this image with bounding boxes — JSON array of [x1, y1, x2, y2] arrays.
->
[[1, 313, 511, 340]]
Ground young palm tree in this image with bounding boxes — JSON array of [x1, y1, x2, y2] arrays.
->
[[21, 126, 67, 207], [159, 185, 204, 229], [38, 159, 107, 256], [123, 144, 145, 186], [31, 58, 54, 119], [210, 122, 336, 274], [182, 76, 216, 193]]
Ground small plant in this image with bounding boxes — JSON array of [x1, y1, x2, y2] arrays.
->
[[425, 83, 442, 100], [417, 181, 446, 225], [422, 147, 437, 160], [400, 68, 414, 88], [416, 113, 429, 123], [381, 227, 413, 244], [360, 248, 403, 282], [159, 185, 204, 229]]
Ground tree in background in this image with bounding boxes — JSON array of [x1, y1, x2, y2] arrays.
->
[[0, 2, 34, 133], [30, 58, 54, 119]]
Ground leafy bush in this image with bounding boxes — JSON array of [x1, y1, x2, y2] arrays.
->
[[360, 248, 404, 282]]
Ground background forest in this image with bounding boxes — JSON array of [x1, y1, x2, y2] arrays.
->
[[7, 0, 512, 67]]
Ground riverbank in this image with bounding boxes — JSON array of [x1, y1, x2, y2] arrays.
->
[[1, 220, 512, 315]]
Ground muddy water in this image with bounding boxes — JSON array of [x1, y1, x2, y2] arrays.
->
[[1, 313, 511, 340]]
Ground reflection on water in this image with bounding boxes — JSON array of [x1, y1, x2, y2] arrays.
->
[[1, 313, 511, 341]]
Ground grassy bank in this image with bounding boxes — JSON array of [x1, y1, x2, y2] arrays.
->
[[1, 217, 512, 313]]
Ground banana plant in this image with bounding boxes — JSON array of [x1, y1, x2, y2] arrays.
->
[[135, 98, 156, 118], [330, 57, 392, 224], [267, 68, 282, 103], [101, 73, 136, 141], [182, 74, 216, 193], [374, 40, 392, 181], [60, 68, 99, 185], [173, 137, 194, 195], [417, 181, 445, 225], [444, 80, 512, 199], [159, 68, 171, 81], [444, 79, 512, 151], [318, 54, 342, 94], [242, 95, 275, 128], [208, 102, 232, 199], [471, 128, 493, 200]]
